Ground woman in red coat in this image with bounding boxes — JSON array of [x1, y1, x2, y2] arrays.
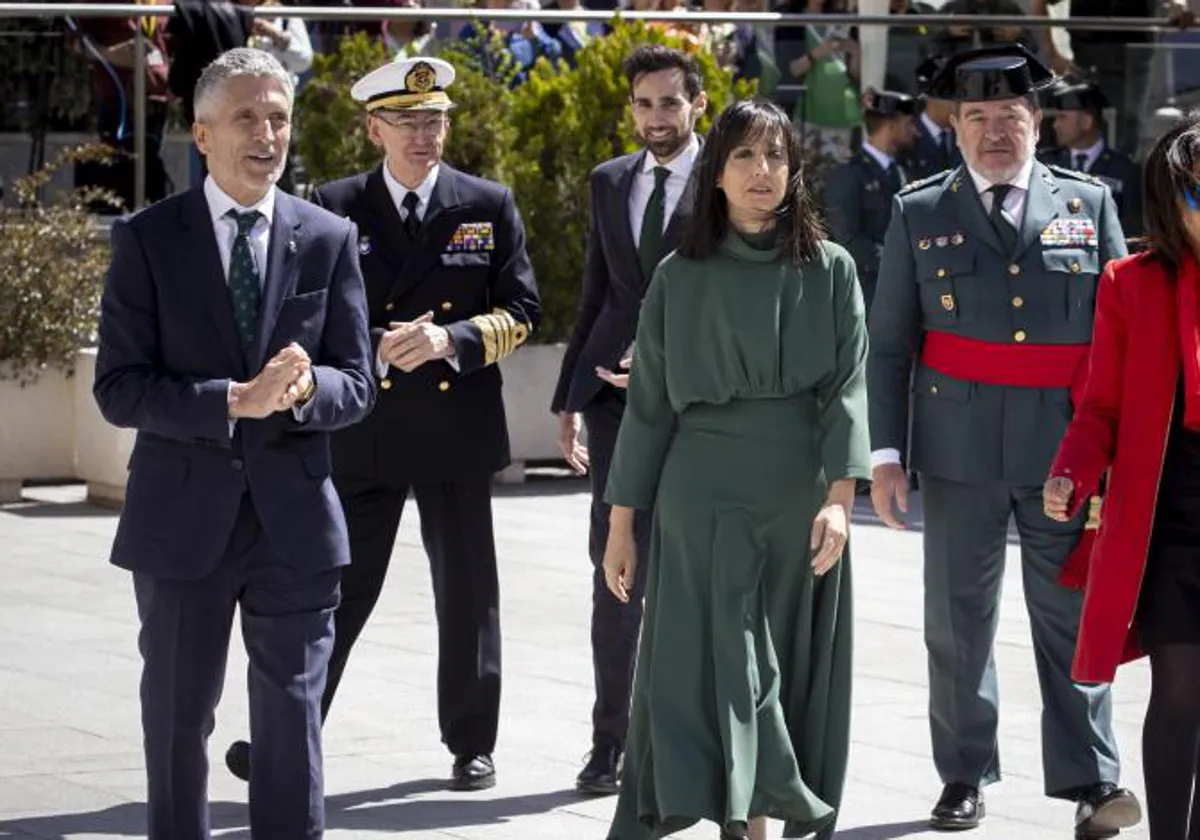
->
[[1044, 115, 1200, 840]]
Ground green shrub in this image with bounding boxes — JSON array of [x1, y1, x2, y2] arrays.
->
[[0, 146, 116, 385], [292, 21, 756, 343]]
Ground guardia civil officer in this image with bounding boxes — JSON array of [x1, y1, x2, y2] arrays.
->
[[1041, 79, 1143, 238], [867, 44, 1141, 838], [226, 55, 540, 792], [824, 87, 917, 313]]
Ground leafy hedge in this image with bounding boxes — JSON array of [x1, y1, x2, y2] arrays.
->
[[295, 20, 755, 343]]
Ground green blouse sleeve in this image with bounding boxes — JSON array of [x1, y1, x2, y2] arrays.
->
[[604, 271, 676, 510], [815, 248, 872, 483]]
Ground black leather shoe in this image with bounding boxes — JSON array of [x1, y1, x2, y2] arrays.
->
[[225, 740, 251, 782], [1075, 783, 1141, 839], [576, 742, 622, 795], [930, 783, 984, 831], [450, 754, 496, 791]]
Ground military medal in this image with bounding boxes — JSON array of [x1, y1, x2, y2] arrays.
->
[[918, 238, 932, 250], [936, 235, 949, 248], [941, 294, 955, 311], [951, 232, 965, 246]]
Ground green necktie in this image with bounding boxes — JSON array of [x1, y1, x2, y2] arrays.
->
[[225, 208, 263, 352], [988, 184, 1018, 254], [638, 166, 670, 281]]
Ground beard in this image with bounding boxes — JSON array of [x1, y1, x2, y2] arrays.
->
[[637, 127, 688, 161]]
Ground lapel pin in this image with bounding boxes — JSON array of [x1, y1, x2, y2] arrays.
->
[[359, 237, 372, 256], [1068, 198, 1082, 213], [287, 239, 297, 253], [950, 178, 962, 193]]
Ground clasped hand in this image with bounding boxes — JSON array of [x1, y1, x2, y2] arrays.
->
[[229, 342, 312, 419], [380, 311, 454, 373]]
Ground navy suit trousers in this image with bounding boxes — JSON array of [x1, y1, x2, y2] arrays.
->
[[134, 493, 339, 840]]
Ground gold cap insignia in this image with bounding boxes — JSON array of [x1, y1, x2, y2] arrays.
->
[[406, 61, 437, 94]]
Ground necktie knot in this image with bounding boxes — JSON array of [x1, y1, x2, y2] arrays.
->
[[225, 208, 262, 238], [401, 191, 420, 218], [1074, 152, 1089, 172], [989, 183, 1013, 205], [653, 166, 670, 189]]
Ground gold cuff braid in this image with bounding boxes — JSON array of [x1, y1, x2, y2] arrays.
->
[[469, 308, 531, 366]]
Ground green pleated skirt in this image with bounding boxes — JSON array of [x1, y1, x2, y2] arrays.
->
[[606, 396, 854, 840]]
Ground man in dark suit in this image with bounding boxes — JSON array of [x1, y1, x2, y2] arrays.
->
[[900, 56, 964, 181], [93, 48, 374, 839], [226, 55, 540, 792], [550, 44, 707, 796], [824, 87, 917, 314], [1041, 79, 1143, 238]]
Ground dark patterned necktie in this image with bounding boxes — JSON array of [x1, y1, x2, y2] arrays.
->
[[402, 191, 421, 239], [988, 184, 1018, 254], [639, 166, 670, 281], [225, 209, 262, 352], [885, 162, 903, 193]]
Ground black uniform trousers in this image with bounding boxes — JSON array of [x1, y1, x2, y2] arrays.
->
[[583, 386, 653, 749], [135, 493, 338, 840], [325, 474, 501, 757]]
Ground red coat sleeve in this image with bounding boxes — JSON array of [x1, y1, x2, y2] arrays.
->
[[1050, 259, 1129, 516]]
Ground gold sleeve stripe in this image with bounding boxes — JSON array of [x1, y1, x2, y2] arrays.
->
[[469, 310, 533, 366], [470, 313, 498, 365]]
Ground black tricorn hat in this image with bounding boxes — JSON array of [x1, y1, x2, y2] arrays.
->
[[915, 55, 948, 94], [863, 87, 919, 117], [924, 43, 1056, 102], [1051, 79, 1110, 113]]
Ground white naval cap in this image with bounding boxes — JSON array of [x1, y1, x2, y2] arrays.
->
[[350, 56, 456, 112]]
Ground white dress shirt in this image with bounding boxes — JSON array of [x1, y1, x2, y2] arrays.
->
[[869, 156, 1035, 469], [204, 176, 312, 431], [861, 140, 895, 172], [1067, 138, 1105, 173], [629, 133, 701, 247], [377, 161, 459, 375]]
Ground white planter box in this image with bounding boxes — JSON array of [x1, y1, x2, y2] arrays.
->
[[498, 343, 565, 482], [0, 367, 76, 502], [68, 343, 569, 501], [73, 348, 135, 508]]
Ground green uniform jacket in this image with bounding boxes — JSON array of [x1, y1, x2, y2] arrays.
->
[[867, 161, 1127, 485]]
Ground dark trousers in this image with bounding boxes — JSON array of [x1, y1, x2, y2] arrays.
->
[[920, 476, 1120, 798], [582, 388, 653, 748], [326, 474, 501, 757], [134, 494, 338, 840]]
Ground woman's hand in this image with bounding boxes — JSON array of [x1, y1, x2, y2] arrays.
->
[[603, 507, 638, 603], [811, 496, 850, 577], [1043, 476, 1075, 522]]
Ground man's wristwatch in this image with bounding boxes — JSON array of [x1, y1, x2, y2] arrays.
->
[[295, 376, 317, 407]]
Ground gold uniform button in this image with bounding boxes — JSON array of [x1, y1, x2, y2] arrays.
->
[[438, 380, 451, 392], [380, 378, 392, 390], [1014, 330, 1028, 342], [1007, 264, 1020, 276], [1070, 262, 1081, 274], [936, 268, 947, 278], [441, 301, 453, 312], [1012, 295, 1025, 308], [385, 302, 394, 312]]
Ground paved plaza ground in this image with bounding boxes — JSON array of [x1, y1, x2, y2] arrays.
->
[[0, 477, 1153, 839]]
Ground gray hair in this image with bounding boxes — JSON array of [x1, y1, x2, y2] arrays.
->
[[193, 48, 295, 122]]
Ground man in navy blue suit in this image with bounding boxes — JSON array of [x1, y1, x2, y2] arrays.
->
[[93, 47, 374, 839]]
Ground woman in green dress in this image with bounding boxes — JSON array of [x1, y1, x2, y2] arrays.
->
[[601, 99, 871, 840]]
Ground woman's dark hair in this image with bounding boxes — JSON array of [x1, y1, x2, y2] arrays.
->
[[678, 99, 825, 264], [1142, 113, 1200, 273]]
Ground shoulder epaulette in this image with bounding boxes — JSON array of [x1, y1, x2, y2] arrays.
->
[[898, 170, 952, 196], [1046, 163, 1105, 187]]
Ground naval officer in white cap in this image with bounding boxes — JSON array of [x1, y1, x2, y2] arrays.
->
[[225, 55, 539, 792]]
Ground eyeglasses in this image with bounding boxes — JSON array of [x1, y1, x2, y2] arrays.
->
[[373, 112, 447, 134]]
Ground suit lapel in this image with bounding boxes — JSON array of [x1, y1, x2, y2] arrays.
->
[[660, 137, 704, 262], [941, 165, 1005, 256], [253, 191, 303, 371], [362, 166, 408, 277], [1014, 162, 1060, 261], [614, 151, 645, 287], [179, 188, 245, 377]]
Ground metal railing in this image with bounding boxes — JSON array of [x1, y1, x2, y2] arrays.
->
[[1, 3, 1192, 208]]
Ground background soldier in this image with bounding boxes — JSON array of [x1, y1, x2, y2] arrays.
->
[[226, 55, 540, 793], [824, 87, 917, 313], [1042, 79, 1143, 239], [900, 56, 963, 181], [867, 45, 1141, 838], [550, 44, 707, 795]]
